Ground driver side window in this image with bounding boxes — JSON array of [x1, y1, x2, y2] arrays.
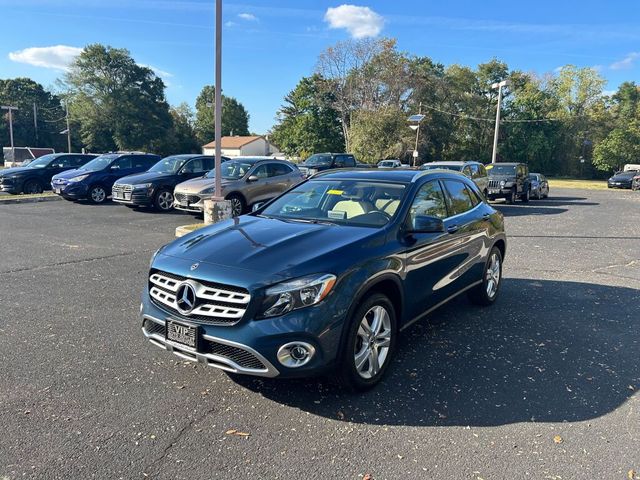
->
[[408, 181, 448, 227], [252, 165, 269, 179]]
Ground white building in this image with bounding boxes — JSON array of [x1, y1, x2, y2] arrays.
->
[[202, 136, 280, 158]]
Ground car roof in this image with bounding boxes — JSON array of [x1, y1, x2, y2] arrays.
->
[[425, 161, 480, 166], [492, 162, 523, 166], [313, 168, 469, 184]]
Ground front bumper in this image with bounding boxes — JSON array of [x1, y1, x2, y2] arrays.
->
[[0, 183, 19, 193], [486, 187, 511, 197], [52, 180, 89, 199], [608, 181, 632, 189], [140, 284, 348, 378], [174, 193, 204, 213], [112, 191, 153, 206]]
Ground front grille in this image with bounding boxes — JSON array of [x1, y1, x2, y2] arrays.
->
[[112, 184, 133, 194], [175, 193, 201, 205], [148, 269, 250, 325], [144, 318, 166, 337], [206, 340, 265, 370], [488, 180, 502, 189]]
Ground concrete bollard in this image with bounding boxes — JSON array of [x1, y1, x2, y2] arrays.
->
[[204, 198, 233, 225]]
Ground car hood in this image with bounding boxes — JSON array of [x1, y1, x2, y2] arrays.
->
[[175, 177, 234, 194], [0, 166, 37, 177], [609, 172, 636, 180], [115, 171, 175, 185], [156, 215, 380, 282], [53, 168, 96, 180]]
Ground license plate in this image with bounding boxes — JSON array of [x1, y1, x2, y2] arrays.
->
[[166, 320, 198, 348], [54, 188, 60, 194], [124, 193, 131, 200], [489, 189, 500, 194]]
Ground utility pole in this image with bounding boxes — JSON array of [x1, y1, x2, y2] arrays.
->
[[65, 101, 71, 153], [1, 105, 18, 148], [33, 103, 39, 145], [491, 80, 509, 164], [214, 0, 222, 199], [407, 105, 425, 168]]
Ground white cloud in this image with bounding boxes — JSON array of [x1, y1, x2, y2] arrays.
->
[[225, 20, 237, 28], [602, 90, 616, 97], [138, 63, 173, 86], [610, 52, 639, 70], [324, 4, 384, 39], [238, 12, 258, 21], [8, 45, 83, 70]]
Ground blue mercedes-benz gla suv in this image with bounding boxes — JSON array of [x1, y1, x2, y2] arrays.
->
[[141, 169, 506, 390]]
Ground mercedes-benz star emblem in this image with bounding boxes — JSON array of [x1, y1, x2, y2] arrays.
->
[[190, 263, 199, 271], [175, 282, 197, 315]]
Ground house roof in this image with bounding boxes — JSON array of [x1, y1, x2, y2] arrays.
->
[[203, 135, 264, 149]]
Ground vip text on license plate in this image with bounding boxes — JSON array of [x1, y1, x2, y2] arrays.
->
[[166, 321, 197, 348]]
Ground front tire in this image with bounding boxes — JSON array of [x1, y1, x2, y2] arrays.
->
[[226, 193, 245, 217], [23, 179, 43, 194], [468, 246, 503, 306], [88, 185, 107, 204], [506, 188, 516, 204], [334, 293, 397, 391], [154, 188, 174, 212]]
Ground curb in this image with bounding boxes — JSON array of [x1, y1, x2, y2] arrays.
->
[[175, 223, 206, 238], [0, 195, 62, 205]]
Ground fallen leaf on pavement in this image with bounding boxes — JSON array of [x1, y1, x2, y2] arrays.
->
[[336, 411, 345, 420], [225, 429, 250, 437], [363, 474, 373, 480], [553, 435, 563, 444], [628, 469, 637, 480]]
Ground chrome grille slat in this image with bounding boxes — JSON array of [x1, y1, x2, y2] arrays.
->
[[148, 270, 250, 325]]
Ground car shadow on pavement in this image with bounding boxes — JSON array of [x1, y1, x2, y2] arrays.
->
[[233, 278, 639, 427], [493, 205, 569, 216]]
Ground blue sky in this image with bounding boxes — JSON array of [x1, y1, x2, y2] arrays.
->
[[1, 0, 638, 134]]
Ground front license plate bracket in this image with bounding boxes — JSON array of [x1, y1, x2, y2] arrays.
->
[[166, 320, 199, 349]]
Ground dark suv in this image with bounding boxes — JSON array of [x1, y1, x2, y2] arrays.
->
[[112, 155, 226, 211], [297, 153, 357, 177], [51, 152, 160, 204], [141, 169, 506, 390], [486, 162, 531, 203], [0, 153, 96, 194]]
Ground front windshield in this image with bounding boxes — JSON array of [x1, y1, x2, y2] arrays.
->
[[260, 179, 406, 228], [303, 154, 332, 167], [205, 161, 253, 179], [149, 155, 190, 174], [26, 154, 58, 168], [379, 161, 395, 167], [78, 154, 119, 171], [421, 164, 462, 172], [488, 164, 516, 175]]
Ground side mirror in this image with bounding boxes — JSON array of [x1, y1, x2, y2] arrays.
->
[[407, 215, 445, 234], [247, 175, 259, 182], [110, 165, 120, 170]]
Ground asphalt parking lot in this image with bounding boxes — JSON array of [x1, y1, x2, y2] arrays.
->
[[1, 189, 639, 480]]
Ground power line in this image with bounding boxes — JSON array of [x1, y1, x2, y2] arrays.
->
[[420, 103, 563, 123]]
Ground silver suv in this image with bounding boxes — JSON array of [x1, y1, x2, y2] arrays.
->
[[420, 161, 489, 196], [173, 157, 304, 216]]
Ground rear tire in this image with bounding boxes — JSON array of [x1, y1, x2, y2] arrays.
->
[[334, 293, 397, 391], [468, 246, 503, 306], [23, 179, 43, 194], [88, 185, 107, 204]]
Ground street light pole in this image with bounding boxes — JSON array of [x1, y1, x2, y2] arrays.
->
[[1, 105, 18, 148], [214, 0, 222, 199], [65, 101, 71, 153], [491, 80, 509, 164], [407, 105, 425, 168], [33, 103, 39, 145]]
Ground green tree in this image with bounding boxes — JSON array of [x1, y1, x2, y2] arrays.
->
[[593, 122, 640, 172], [194, 86, 250, 144], [160, 103, 200, 155], [270, 74, 344, 158], [62, 44, 172, 152], [0, 78, 67, 151], [349, 107, 408, 163]]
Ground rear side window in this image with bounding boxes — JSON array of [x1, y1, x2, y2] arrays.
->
[[409, 180, 448, 221], [334, 155, 355, 167], [51, 156, 75, 168], [182, 158, 209, 173], [442, 180, 476, 216], [131, 156, 155, 169], [113, 157, 132, 169]]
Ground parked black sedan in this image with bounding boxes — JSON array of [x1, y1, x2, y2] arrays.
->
[[608, 170, 638, 189], [112, 154, 228, 211], [0, 153, 96, 194]]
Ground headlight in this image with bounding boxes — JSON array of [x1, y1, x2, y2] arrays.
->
[[259, 274, 337, 318], [133, 183, 153, 190], [68, 174, 89, 183], [500, 180, 506, 187]]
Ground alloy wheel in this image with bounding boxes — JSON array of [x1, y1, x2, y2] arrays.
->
[[91, 187, 106, 203], [230, 197, 243, 217], [157, 191, 174, 211], [485, 252, 501, 299], [354, 305, 392, 379], [25, 181, 42, 194]]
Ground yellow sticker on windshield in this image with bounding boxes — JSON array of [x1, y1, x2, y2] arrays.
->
[[327, 189, 344, 195]]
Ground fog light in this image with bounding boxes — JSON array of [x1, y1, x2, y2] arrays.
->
[[277, 342, 315, 368]]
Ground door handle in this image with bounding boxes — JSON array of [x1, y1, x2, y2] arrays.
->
[[447, 224, 459, 233]]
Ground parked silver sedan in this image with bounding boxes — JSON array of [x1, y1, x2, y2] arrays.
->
[[173, 158, 304, 216]]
